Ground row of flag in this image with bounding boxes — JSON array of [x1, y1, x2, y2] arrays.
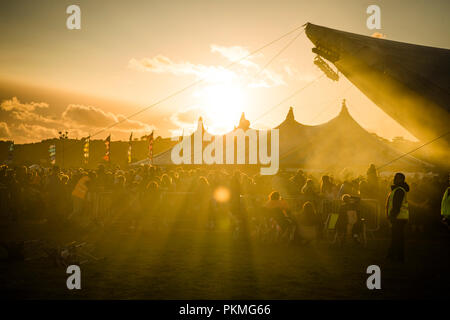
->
[[5, 133, 154, 165], [80, 131, 154, 165], [8, 142, 14, 162], [126, 131, 153, 163], [48, 144, 56, 165]]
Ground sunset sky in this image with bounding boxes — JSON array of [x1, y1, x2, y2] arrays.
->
[[1, 0, 449, 143]]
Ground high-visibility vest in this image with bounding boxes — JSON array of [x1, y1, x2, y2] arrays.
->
[[72, 176, 89, 200], [387, 186, 409, 220], [442, 187, 450, 218]]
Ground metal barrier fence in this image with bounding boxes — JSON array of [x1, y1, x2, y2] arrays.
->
[[0, 186, 8, 220], [359, 199, 381, 233], [0, 187, 381, 236], [90, 191, 381, 227], [91, 191, 113, 222], [280, 196, 381, 233]]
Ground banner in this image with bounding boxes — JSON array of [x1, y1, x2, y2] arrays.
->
[[128, 132, 133, 164], [8, 142, 14, 161], [83, 136, 90, 164], [103, 135, 111, 162], [49, 144, 56, 165], [148, 131, 154, 163]]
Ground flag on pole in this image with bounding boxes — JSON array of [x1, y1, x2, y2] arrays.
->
[[127, 132, 133, 164], [49, 144, 56, 165], [148, 131, 154, 163], [8, 142, 14, 162], [103, 134, 111, 162], [83, 136, 90, 164]]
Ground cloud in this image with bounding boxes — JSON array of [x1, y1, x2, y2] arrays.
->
[[62, 104, 154, 132], [170, 106, 201, 129], [0, 96, 48, 112], [0, 96, 54, 123], [62, 104, 116, 128], [210, 44, 259, 68], [0, 122, 11, 139], [14, 124, 59, 141], [129, 55, 236, 83], [211, 45, 249, 61], [249, 69, 286, 88], [129, 44, 289, 88], [0, 97, 156, 143]]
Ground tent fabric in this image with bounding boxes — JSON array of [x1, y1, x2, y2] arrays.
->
[[132, 104, 429, 170], [305, 23, 450, 166]]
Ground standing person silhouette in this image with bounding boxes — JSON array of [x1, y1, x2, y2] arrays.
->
[[386, 173, 410, 262]]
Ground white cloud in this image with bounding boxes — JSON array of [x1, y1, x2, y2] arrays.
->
[[170, 106, 202, 131], [129, 55, 236, 83], [210, 44, 259, 68], [129, 44, 289, 88], [62, 104, 155, 133], [0, 122, 11, 139], [14, 123, 59, 141], [0, 97, 156, 143], [0, 96, 48, 112]]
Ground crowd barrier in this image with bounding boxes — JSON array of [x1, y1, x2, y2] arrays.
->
[[0, 186, 8, 219], [90, 191, 113, 222], [90, 191, 381, 230], [0, 187, 381, 238]]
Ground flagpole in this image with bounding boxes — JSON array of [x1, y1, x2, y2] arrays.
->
[[146, 130, 154, 165], [128, 132, 133, 165]]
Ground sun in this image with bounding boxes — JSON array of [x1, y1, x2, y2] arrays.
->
[[197, 83, 247, 134]]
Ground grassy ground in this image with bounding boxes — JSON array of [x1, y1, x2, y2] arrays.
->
[[1, 218, 449, 300]]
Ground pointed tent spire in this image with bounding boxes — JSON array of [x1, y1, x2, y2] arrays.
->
[[238, 112, 250, 130], [196, 116, 204, 131], [285, 106, 295, 122], [339, 99, 351, 117]]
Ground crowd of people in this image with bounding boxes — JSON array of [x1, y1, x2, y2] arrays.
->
[[0, 163, 448, 247]]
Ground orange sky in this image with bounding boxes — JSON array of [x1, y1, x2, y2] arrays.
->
[[1, 0, 449, 143]]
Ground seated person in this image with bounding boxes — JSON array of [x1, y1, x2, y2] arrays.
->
[[335, 194, 361, 246], [296, 201, 321, 242], [264, 191, 295, 238]]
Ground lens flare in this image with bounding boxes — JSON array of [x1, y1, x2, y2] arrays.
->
[[213, 186, 231, 203]]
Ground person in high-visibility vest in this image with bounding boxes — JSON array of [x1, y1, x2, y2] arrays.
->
[[386, 172, 410, 262], [441, 183, 450, 227], [68, 174, 90, 220]]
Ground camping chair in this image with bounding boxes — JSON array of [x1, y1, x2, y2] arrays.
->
[[325, 212, 339, 241], [266, 207, 296, 244], [254, 207, 274, 243]]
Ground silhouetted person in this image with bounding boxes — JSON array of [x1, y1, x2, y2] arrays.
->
[[386, 172, 410, 262], [367, 164, 379, 198], [46, 166, 64, 224], [265, 191, 295, 242], [302, 179, 317, 202], [441, 175, 450, 228], [338, 180, 353, 199], [69, 172, 90, 221], [296, 201, 320, 243], [320, 175, 335, 199], [335, 194, 360, 246]]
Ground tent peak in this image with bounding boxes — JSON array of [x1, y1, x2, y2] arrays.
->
[[285, 106, 295, 122], [338, 99, 352, 118], [237, 112, 250, 130], [196, 116, 205, 132]]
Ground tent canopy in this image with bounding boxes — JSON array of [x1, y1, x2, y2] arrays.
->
[[305, 23, 450, 165], [132, 101, 430, 171]]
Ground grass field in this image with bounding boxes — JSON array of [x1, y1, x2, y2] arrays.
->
[[1, 219, 449, 300]]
